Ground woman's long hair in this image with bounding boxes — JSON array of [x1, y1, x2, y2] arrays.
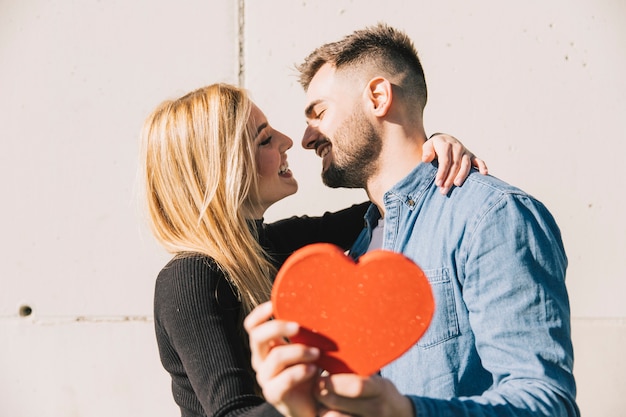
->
[[140, 84, 273, 316]]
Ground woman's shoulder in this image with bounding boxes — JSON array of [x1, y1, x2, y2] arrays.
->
[[158, 253, 219, 278], [155, 253, 239, 310]]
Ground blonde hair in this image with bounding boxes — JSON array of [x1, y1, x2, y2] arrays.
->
[[139, 83, 273, 316]]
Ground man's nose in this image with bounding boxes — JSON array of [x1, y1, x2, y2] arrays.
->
[[302, 125, 320, 150]]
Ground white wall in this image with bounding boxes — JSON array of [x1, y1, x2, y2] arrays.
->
[[1, 0, 624, 416]]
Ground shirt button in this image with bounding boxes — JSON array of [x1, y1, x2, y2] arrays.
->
[[407, 199, 415, 206]]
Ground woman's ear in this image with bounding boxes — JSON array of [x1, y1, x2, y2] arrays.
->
[[365, 77, 392, 117]]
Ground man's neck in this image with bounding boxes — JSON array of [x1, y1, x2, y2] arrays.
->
[[366, 130, 426, 217]]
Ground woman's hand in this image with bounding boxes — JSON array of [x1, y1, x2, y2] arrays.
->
[[424, 133, 489, 195], [244, 302, 320, 417]]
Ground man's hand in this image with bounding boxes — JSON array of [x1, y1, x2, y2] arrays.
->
[[315, 373, 415, 417], [423, 133, 489, 195]]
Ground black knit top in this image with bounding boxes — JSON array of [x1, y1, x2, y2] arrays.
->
[[154, 203, 369, 417]]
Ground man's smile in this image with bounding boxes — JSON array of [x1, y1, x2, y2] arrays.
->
[[315, 142, 331, 158]]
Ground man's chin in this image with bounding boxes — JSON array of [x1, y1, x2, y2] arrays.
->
[[321, 167, 338, 188], [322, 171, 359, 189], [322, 180, 342, 189]]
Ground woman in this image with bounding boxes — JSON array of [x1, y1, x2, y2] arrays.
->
[[139, 83, 486, 417]]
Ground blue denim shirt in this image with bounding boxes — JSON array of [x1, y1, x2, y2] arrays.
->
[[349, 162, 579, 417]]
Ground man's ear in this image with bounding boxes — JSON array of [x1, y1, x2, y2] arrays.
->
[[365, 77, 392, 117]]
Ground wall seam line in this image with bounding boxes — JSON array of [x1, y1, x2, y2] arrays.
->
[[238, 0, 245, 86]]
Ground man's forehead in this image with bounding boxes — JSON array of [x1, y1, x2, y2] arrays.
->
[[304, 64, 340, 112], [308, 63, 336, 90]]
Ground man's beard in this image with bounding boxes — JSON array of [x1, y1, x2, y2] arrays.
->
[[322, 109, 382, 189]]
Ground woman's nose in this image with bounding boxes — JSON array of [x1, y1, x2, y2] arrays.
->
[[279, 131, 293, 151]]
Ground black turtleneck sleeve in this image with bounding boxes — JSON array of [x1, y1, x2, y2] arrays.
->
[[262, 202, 370, 266]]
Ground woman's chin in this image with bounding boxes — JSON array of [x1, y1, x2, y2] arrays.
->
[[283, 183, 299, 199]]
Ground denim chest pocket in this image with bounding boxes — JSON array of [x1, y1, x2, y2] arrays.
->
[[417, 268, 460, 348]]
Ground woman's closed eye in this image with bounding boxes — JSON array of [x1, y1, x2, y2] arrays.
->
[[259, 136, 272, 146]]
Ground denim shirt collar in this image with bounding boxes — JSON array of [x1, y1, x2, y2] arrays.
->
[[384, 161, 438, 209], [363, 161, 438, 224], [354, 162, 438, 259]]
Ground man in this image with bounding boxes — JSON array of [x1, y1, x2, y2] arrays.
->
[[245, 24, 579, 417]]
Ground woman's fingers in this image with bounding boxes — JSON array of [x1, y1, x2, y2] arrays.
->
[[452, 154, 472, 186], [246, 302, 296, 362], [243, 301, 273, 331], [423, 133, 489, 194], [256, 343, 319, 383], [245, 302, 321, 417], [245, 302, 317, 378], [473, 157, 489, 175]]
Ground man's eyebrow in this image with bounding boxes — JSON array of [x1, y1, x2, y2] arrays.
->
[[304, 100, 322, 119], [254, 122, 268, 139]]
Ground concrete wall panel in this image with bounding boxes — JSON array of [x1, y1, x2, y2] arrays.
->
[[1, 0, 624, 415]]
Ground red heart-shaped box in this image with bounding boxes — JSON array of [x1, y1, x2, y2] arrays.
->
[[272, 243, 434, 376]]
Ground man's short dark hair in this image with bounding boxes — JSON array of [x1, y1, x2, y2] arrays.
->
[[297, 23, 428, 108]]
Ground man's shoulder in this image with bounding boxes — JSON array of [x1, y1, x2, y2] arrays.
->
[[445, 171, 558, 228], [449, 170, 534, 204], [465, 169, 525, 192], [406, 162, 530, 201]]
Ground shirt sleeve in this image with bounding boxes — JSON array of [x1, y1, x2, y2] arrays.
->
[[154, 256, 283, 417], [409, 194, 579, 417]]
